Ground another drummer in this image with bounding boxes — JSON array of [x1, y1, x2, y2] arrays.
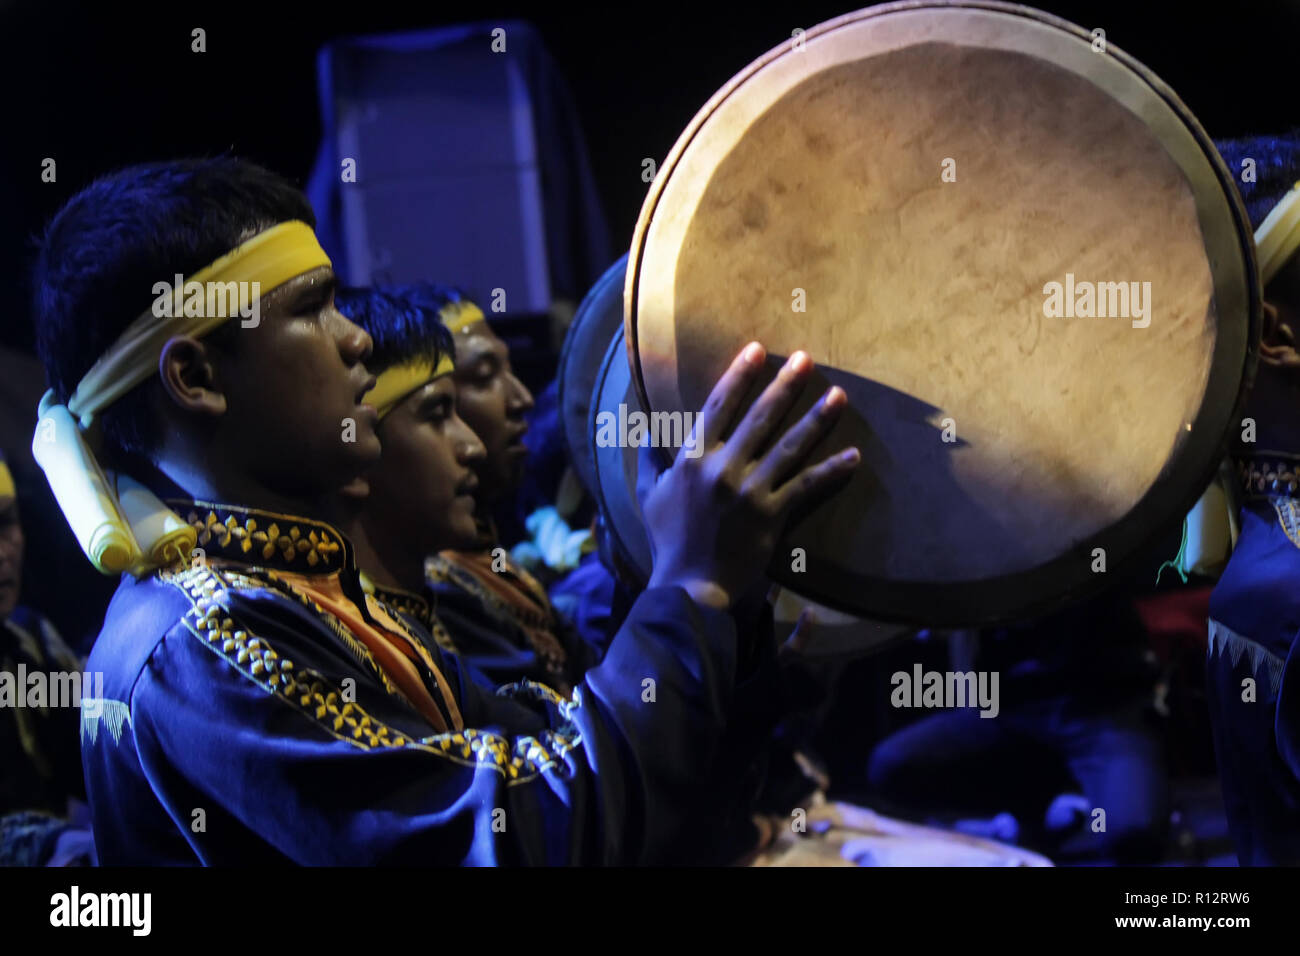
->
[[1202, 132, 1300, 865], [334, 283, 600, 695], [339, 281, 915, 863]]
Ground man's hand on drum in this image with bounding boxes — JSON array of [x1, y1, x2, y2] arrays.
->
[[642, 343, 860, 610]]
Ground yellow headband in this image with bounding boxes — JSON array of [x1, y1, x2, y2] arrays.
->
[[1257, 180, 1300, 288], [366, 353, 456, 419], [442, 300, 486, 333], [0, 460, 13, 499], [34, 220, 332, 576], [364, 297, 480, 418], [68, 220, 330, 428]]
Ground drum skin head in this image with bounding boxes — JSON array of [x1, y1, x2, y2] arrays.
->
[[627, 1, 1259, 624], [560, 255, 629, 497]]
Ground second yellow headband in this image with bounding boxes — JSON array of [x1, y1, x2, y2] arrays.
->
[[442, 300, 485, 334], [365, 353, 456, 419], [363, 299, 484, 418], [1258, 181, 1300, 288]]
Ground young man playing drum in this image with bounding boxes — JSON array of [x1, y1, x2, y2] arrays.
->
[[1203, 133, 1300, 866], [32, 157, 860, 864], [334, 282, 1057, 867]]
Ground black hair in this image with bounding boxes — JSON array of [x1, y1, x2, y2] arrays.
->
[[1214, 128, 1300, 232], [334, 282, 461, 375], [31, 156, 316, 463]]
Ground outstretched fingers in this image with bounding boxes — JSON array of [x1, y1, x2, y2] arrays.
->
[[694, 342, 767, 450], [772, 446, 861, 514], [724, 350, 816, 465], [748, 385, 848, 490]]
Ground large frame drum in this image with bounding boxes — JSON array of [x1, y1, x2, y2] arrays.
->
[[626, 1, 1259, 624]]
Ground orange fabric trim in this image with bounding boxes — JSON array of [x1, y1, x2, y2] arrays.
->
[[275, 571, 464, 733], [442, 550, 551, 622]]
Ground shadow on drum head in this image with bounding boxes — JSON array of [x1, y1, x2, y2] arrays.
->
[[729, 354, 1046, 601]]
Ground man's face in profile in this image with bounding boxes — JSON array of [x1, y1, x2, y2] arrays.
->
[[451, 322, 535, 502], [201, 266, 384, 498], [364, 376, 486, 555]]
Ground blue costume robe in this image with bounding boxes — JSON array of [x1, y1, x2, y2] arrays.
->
[[81, 500, 777, 865], [1206, 460, 1300, 865]]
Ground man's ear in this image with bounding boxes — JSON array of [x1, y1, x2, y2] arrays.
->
[[158, 336, 228, 416], [1260, 300, 1300, 372], [1262, 254, 1300, 372]]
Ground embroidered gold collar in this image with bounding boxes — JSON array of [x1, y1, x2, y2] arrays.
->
[[1234, 454, 1300, 500], [167, 499, 349, 573], [369, 582, 434, 630]]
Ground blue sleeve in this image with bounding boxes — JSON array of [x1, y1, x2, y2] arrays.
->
[[123, 583, 751, 864]]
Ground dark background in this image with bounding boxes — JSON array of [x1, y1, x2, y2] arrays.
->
[[0, 0, 1296, 646], [2, 0, 1300, 355]]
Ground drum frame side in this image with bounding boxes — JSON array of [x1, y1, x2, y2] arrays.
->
[[588, 327, 655, 586], [559, 253, 629, 497]]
